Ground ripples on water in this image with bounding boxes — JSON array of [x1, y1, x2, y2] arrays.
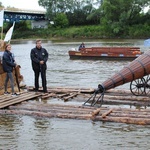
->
[[0, 116, 150, 150], [0, 39, 150, 150]]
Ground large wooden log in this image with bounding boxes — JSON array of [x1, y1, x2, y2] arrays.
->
[[91, 108, 101, 116], [104, 95, 150, 101], [101, 109, 113, 118], [94, 116, 150, 125], [27, 86, 94, 94], [9, 105, 93, 114], [63, 93, 79, 101], [57, 93, 70, 98], [41, 93, 56, 99], [108, 113, 150, 118]]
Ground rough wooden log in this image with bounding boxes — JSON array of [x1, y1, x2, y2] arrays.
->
[[103, 98, 150, 106], [63, 93, 79, 101], [56, 113, 92, 120], [91, 108, 101, 116], [27, 86, 94, 93], [108, 113, 150, 118], [9, 105, 93, 114], [57, 93, 70, 98], [101, 109, 113, 118], [104, 95, 150, 101], [41, 93, 56, 99], [0, 109, 93, 120], [95, 116, 150, 125], [106, 89, 131, 94]]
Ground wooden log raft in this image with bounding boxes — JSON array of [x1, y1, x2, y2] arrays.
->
[[0, 102, 149, 125], [27, 86, 95, 94], [27, 86, 150, 106]]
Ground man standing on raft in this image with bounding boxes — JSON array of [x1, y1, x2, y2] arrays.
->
[[30, 39, 49, 93]]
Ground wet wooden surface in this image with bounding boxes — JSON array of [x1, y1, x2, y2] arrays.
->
[[0, 102, 149, 125], [0, 91, 42, 109], [0, 86, 150, 125]]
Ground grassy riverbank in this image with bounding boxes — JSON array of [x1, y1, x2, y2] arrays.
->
[[13, 25, 150, 40]]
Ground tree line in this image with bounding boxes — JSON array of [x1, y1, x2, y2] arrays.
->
[[38, 0, 150, 36], [0, 0, 150, 39]]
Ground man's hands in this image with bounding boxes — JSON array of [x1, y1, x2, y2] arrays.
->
[[40, 61, 44, 64]]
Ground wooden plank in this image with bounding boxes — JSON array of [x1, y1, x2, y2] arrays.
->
[[0, 91, 28, 103], [0, 92, 42, 109]]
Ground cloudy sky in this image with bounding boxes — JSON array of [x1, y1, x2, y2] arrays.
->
[[0, 0, 45, 11]]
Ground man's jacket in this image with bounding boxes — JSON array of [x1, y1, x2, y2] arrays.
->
[[30, 47, 48, 71]]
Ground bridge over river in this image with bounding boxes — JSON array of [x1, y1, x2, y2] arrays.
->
[[3, 9, 47, 28]]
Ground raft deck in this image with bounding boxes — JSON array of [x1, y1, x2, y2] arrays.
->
[[0, 86, 149, 125]]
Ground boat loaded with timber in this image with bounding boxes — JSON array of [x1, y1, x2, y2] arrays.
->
[[68, 46, 143, 60]]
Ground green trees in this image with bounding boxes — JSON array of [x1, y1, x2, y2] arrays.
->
[[38, 0, 102, 25], [37, 0, 150, 38], [1, 0, 149, 39], [54, 13, 69, 28], [100, 0, 150, 36]]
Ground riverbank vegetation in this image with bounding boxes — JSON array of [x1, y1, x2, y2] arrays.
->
[[2, 0, 150, 39]]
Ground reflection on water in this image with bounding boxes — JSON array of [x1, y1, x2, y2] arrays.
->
[[0, 39, 149, 149]]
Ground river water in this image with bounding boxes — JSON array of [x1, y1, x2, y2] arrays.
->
[[0, 39, 150, 150]]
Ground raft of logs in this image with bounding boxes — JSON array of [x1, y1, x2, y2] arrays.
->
[[0, 102, 150, 125], [0, 86, 150, 125]]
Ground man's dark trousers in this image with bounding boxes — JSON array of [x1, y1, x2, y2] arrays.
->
[[34, 68, 47, 92]]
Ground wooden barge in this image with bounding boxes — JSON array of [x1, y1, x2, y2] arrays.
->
[[68, 47, 143, 60]]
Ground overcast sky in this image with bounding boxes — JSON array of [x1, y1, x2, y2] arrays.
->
[[0, 0, 45, 11]]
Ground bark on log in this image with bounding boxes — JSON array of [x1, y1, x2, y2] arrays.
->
[[106, 89, 131, 94], [57, 93, 70, 98], [95, 116, 150, 125], [27, 86, 94, 93], [9, 105, 93, 114], [101, 109, 113, 118], [103, 99, 150, 106], [63, 93, 79, 101], [91, 108, 101, 116], [104, 95, 150, 101], [108, 113, 150, 118], [41, 93, 56, 99], [1, 108, 150, 125]]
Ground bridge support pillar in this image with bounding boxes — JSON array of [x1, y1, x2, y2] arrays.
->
[[31, 20, 48, 29]]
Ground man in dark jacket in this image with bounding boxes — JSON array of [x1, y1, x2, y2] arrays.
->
[[30, 39, 49, 93]]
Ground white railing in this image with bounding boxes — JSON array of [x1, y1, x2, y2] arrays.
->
[[2, 8, 46, 14]]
